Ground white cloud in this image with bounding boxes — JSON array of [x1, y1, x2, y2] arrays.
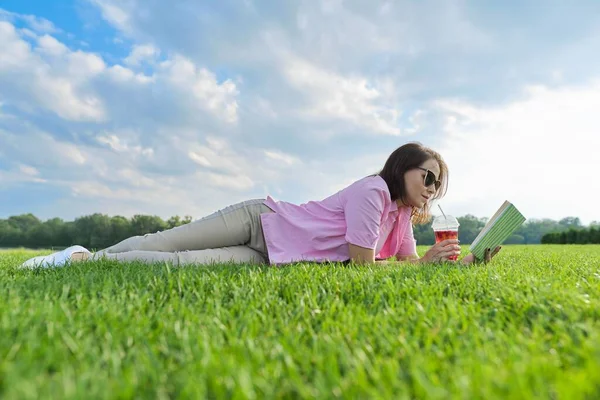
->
[[0, 9, 59, 34], [434, 82, 600, 225], [0, 118, 271, 218], [188, 152, 212, 167], [18, 28, 37, 39], [0, 169, 47, 187], [0, 21, 34, 68], [205, 137, 228, 152], [182, 136, 258, 180], [96, 134, 154, 157], [158, 56, 239, 123], [106, 64, 153, 83], [283, 56, 401, 135], [0, 21, 107, 121], [0, 127, 87, 169], [20, 14, 58, 34], [71, 181, 147, 200], [124, 44, 159, 67], [116, 168, 156, 188], [1, 17, 240, 127], [405, 109, 425, 135], [82, 0, 494, 139], [37, 35, 69, 56], [89, 0, 132, 33], [206, 172, 255, 191], [264, 150, 299, 166], [18, 164, 40, 176], [251, 97, 278, 119]]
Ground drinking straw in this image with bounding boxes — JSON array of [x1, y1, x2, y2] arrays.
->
[[438, 204, 447, 219], [438, 205, 449, 229]]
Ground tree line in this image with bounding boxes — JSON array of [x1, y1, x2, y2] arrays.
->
[[540, 228, 600, 244], [0, 213, 193, 250], [0, 213, 598, 250]]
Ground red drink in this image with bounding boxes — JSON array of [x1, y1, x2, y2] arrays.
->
[[434, 229, 459, 260], [432, 215, 460, 262]]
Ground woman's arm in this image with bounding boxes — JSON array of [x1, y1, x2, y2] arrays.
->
[[343, 187, 387, 265], [348, 243, 376, 265], [348, 244, 424, 265]]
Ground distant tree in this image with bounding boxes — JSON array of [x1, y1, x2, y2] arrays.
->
[[559, 217, 582, 228], [72, 214, 112, 249], [590, 227, 600, 243], [540, 233, 556, 244], [576, 230, 589, 244], [130, 215, 167, 236], [167, 215, 193, 229], [45, 218, 71, 247], [567, 228, 579, 244], [559, 232, 567, 244], [28, 223, 54, 248], [543, 227, 600, 244], [0, 219, 23, 247], [110, 216, 131, 245], [167, 216, 182, 229], [7, 213, 41, 232], [456, 214, 486, 244], [505, 234, 525, 244], [413, 219, 434, 245]]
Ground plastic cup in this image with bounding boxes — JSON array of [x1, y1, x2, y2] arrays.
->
[[432, 215, 460, 261]]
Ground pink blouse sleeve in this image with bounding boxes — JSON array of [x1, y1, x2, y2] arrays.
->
[[344, 188, 385, 249], [395, 216, 418, 258]]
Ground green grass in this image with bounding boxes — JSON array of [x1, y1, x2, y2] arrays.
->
[[1, 245, 600, 399]]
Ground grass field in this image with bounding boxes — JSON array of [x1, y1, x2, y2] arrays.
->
[[1, 245, 600, 399]]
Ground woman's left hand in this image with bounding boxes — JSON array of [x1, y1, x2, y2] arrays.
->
[[460, 246, 501, 265]]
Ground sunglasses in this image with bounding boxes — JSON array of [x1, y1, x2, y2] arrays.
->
[[417, 167, 441, 190]]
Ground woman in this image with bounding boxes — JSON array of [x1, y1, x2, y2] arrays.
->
[[20, 142, 500, 269]]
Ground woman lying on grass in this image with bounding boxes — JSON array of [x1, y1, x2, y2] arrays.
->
[[20, 142, 501, 269]]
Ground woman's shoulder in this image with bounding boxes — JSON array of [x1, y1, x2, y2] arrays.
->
[[336, 174, 381, 189], [343, 174, 389, 195]]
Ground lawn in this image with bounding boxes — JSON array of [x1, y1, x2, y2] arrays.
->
[[1, 245, 599, 399]]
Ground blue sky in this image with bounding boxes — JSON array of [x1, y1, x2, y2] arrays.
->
[[1, 0, 599, 225]]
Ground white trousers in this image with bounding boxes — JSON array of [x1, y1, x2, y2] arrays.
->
[[92, 199, 274, 266]]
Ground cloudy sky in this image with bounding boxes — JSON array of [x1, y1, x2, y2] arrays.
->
[[1, 0, 599, 225]]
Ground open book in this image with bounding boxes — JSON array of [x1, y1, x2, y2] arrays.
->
[[469, 201, 526, 260]]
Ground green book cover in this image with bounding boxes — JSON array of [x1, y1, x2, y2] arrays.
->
[[469, 201, 526, 260]]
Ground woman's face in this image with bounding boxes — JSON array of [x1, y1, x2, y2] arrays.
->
[[399, 158, 441, 208]]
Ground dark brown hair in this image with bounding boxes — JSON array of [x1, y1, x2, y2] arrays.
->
[[374, 142, 449, 225]]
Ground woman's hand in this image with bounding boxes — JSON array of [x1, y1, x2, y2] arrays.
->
[[419, 239, 461, 263], [460, 246, 501, 265]]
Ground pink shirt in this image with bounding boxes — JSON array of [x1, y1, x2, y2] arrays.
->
[[260, 175, 417, 265]]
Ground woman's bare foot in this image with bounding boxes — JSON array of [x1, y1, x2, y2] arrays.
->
[[71, 252, 90, 262]]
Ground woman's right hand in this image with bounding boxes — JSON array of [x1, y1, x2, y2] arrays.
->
[[419, 239, 461, 263]]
